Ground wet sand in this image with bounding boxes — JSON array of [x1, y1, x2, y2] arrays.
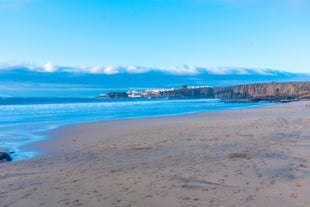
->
[[1, 101, 310, 207]]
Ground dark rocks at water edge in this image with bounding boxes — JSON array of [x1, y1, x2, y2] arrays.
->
[[106, 92, 129, 98], [98, 81, 310, 102], [0, 152, 12, 163]]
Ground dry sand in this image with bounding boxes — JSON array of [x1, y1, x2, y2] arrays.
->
[[1, 101, 310, 207]]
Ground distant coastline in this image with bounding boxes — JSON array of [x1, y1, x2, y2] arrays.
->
[[98, 81, 310, 103]]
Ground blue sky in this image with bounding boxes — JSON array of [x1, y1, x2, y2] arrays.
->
[[0, 0, 310, 73]]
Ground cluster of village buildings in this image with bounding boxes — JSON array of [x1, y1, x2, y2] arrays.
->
[[98, 85, 208, 98]]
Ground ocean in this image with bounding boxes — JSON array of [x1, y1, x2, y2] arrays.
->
[[0, 96, 275, 161], [1, 66, 307, 161]]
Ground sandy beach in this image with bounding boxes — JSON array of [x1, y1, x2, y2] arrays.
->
[[1, 101, 310, 207]]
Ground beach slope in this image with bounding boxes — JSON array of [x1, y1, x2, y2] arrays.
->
[[1, 102, 310, 207]]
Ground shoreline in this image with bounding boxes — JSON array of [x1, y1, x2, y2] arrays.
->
[[1, 101, 310, 206], [1, 98, 273, 161], [26, 101, 278, 155], [22, 100, 276, 158]]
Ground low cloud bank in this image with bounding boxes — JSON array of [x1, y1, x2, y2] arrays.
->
[[0, 62, 293, 76]]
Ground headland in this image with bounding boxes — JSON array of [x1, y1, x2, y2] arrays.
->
[[99, 81, 310, 102]]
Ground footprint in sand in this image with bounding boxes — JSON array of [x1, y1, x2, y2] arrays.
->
[[291, 193, 299, 198], [218, 179, 225, 184], [277, 117, 289, 129]]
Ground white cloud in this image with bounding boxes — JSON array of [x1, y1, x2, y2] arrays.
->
[[43, 62, 57, 73], [204, 67, 229, 74], [77, 65, 151, 75], [0, 61, 59, 73], [204, 67, 247, 75], [0, 61, 38, 71], [126, 66, 151, 74], [161, 65, 200, 75], [88, 66, 105, 74], [102, 66, 112, 74], [251, 68, 276, 75], [0, 62, 292, 76], [84, 66, 121, 74]]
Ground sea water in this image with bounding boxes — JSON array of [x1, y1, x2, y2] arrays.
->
[[0, 96, 276, 161]]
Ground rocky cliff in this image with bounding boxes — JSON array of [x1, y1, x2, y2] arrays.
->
[[214, 82, 310, 101], [106, 92, 128, 98], [99, 82, 310, 102], [158, 87, 214, 99], [156, 82, 310, 101]]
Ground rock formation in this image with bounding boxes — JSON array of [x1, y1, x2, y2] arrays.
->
[[159, 87, 214, 99], [0, 152, 12, 162], [214, 82, 310, 102], [106, 92, 128, 98], [99, 82, 310, 102]]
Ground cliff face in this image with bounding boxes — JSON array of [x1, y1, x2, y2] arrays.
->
[[157, 82, 310, 101], [159, 87, 214, 98], [99, 81, 310, 102], [214, 82, 310, 101], [106, 92, 128, 98]]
